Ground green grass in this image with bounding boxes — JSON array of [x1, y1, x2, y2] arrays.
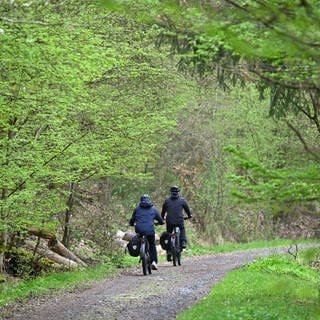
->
[[0, 254, 138, 307], [178, 253, 320, 320], [185, 238, 318, 256]]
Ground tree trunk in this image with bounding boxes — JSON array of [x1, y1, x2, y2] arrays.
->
[[0, 231, 8, 274], [122, 232, 136, 241], [27, 226, 87, 267], [48, 239, 87, 267], [62, 182, 75, 248], [26, 226, 56, 240], [24, 240, 79, 269]]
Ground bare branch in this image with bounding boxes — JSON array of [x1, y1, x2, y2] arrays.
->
[[309, 92, 320, 135], [288, 244, 298, 260], [286, 120, 320, 162], [0, 16, 62, 26]]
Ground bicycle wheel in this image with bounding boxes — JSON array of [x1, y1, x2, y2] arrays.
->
[[176, 227, 182, 266], [171, 236, 177, 266], [140, 242, 148, 275]]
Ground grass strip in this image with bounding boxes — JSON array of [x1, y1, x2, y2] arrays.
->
[[0, 255, 138, 307], [178, 254, 320, 320], [186, 238, 318, 256]]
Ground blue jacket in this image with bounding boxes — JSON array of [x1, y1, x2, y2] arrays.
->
[[130, 198, 164, 236]]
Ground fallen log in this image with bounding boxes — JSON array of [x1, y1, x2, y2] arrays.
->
[[122, 232, 136, 242], [24, 240, 79, 269], [48, 239, 87, 267], [26, 226, 87, 267], [26, 226, 56, 240]]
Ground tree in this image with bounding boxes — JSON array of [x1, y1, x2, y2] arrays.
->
[[0, 0, 197, 273], [103, 0, 320, 205]]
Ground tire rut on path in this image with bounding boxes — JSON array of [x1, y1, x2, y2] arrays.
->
[[0, 246, 307, 320]]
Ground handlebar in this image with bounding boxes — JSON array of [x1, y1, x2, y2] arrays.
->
[[128, 221, 163, 226], [163, 216, 192, 222]]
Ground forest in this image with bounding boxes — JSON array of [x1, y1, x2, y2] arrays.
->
[[0, 0, 319, 281]]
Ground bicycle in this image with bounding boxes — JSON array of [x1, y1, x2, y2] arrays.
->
[[168, 217, 190, 267], [132, 222, 160, 276], [169, 225, 181, 266], [139, 234, 152, 275]]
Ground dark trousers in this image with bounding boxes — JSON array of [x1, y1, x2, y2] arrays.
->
[[166, 224, 187, 244], [146, 234, 158, 263]]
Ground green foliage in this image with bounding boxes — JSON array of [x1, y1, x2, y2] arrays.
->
[[299, 247, 320, 268], [247, 254, 319, 283], [103, 0, 320, 239], [178, 253, 320, 320], [225, 145, 320, 203], [103, 0, 320, 163], [0, 0, 195, 237]]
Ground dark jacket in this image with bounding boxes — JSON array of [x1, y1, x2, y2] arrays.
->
[[129, 198, 163, 236], [161, 195, 192, 225]]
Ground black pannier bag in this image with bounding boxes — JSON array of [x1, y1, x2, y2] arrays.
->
[[127, 234, 141, 257], [160, 231, 171, 250]]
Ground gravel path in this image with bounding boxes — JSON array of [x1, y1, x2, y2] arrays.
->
[[0, 245, 308, 320]]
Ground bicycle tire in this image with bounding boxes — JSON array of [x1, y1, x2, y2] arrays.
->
[[171, 235, 177, 266], [140, 242, 147, 275], [175, 227, 181, 266], [176, 229, 182, 266]]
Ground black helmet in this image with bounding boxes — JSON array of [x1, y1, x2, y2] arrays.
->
[[140, 194, 152, 207], [170, 186, 180, 193]]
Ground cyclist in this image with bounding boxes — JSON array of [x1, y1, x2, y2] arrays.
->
[[161, 186, 192, 261], [129, 194, 164, 270]]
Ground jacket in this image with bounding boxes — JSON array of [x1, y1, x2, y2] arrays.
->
[[161, 195, 192, 225], [129, 198, 163, 236]]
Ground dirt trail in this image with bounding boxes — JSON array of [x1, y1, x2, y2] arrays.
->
[[0, 246, 307, 320]]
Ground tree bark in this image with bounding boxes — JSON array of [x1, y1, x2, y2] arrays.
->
[[0, 231, 8, 274], [24, 240, 79, 269], [122, 232, 136, 241], [26, 226, 87, 267], [48, 239, 87, 267], [26, 226, 56, 240], [62, 182, 75, 248]]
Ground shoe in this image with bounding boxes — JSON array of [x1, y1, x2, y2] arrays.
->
[[166, 254, 172, 262], [181, 241, 187, 249], [151, 261, 158, 270]]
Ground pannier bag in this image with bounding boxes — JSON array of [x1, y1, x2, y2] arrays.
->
[[127, 234, 141, 257], [160, 231, 171, 250]]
